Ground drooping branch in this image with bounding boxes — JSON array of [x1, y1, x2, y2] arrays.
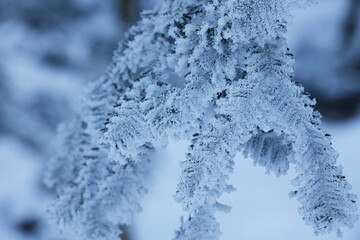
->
[[46, 1, 358, 240]]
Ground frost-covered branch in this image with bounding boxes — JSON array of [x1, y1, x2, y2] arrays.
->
[[46, 0, 358, 239]]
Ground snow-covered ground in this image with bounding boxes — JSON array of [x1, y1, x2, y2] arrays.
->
[[0, 137, 63, 240]]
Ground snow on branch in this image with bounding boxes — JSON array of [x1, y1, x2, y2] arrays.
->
[[46, 0, 358, 239]]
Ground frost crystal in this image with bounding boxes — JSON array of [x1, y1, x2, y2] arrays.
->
[[46, 0, 358, 239]]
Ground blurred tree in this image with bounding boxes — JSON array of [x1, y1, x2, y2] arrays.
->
[[0, 0, 161, 155], [0, 0, 153, 239], [119, 0, 140, 23], [342, 0, 360, 50], [293, 0, 360, 120]]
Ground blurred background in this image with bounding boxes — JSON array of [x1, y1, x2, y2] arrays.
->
[[0, 0, 359, 239]]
